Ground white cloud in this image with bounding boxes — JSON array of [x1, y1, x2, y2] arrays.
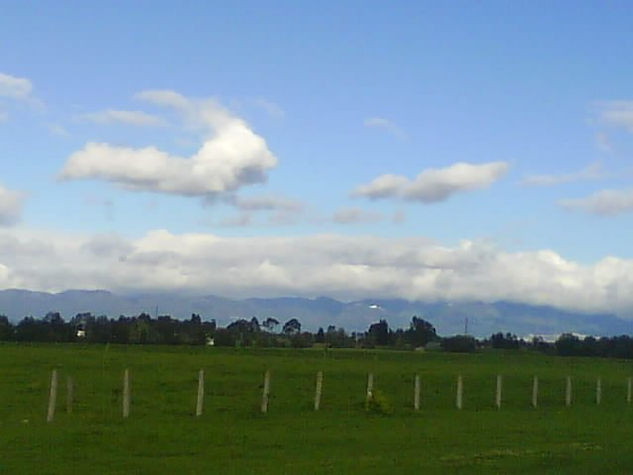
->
[[0, 72, 32, 100], [521, 162, 603, 186], [559, 189, 633, 216], [0, 72, 41, 120], [0, 184, 25, 226], [135, 90, 190, 109], [79, 109, 166, 127], [59, 91, 278, 196], [353, 161, 508, 202], [1, 228, 633, 316], [598, 101, 633, 132], [203, 194, 304, 227], [332, 207, 383, 224], [364, 117, 405, 139]]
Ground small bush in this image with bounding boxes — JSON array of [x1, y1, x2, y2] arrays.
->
[[365, 389, 393, 415]]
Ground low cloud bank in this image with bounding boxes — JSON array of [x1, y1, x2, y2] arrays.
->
[[0, 228, 632, 317]]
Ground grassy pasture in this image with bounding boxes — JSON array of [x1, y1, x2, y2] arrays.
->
[[1, 343, 633, 473]]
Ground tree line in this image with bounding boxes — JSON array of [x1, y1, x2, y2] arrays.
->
[[0, 313, 437, 348], [1, 312, 633, 359]]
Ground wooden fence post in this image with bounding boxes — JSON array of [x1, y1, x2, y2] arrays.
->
[[596, 377, 602, 405], [414, 374, 421, 411], [196, 369, 204, 417], [366, 373, 374, 404], [628, 377, 632, 404], [314, 371, 323, 411], [261, 370, 271, 414], [66, 376, 74, 414], [495, 374, 503, 409], [46, 369, 58, 423], [532, 375, 538, 408], [565, 376, 572, 407], [456, 375, 463, 410], [122, 369, 130, 418]]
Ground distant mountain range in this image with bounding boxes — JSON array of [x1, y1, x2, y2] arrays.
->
[[1, 289, 631, 338]]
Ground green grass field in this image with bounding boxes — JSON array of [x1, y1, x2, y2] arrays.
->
[[1, 343, 633, 474]]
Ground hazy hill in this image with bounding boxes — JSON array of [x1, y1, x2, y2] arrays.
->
[[0, 289, 631, 338]]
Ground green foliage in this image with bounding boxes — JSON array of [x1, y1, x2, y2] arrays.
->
[[364, 389, 393, 415], [442, 335, 477, 353]]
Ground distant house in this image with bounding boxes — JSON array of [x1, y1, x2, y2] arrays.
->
[[73, 313, 90, 339]]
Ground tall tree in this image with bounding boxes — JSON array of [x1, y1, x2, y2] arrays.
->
[[367, 319, 390, 346], [282, 318, 301, 336]]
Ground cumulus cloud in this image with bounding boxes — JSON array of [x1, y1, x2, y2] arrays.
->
[[364, 117, 405, 139], [598, 101, 633, 132], [79, 109, 166, 127], [59, 91, 278, 196], [353, 162, 508, 202], [1, 228, 633, 316], [0, 184, 25, 226], [559, 189, 633, 216], [521, 162, 603, 186], [332, 207, 383, 224]]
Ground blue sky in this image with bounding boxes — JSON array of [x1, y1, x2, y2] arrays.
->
[[1, 1, 633, 314]]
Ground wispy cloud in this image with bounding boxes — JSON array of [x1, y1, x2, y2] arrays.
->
[[0, 72, 32, 100], [79, 109, 166, 127], [364, 117, 406, 139], [0, 72, 42, 119], [252, 98, 285, 118], [559, 189, 633, 216], [353, 161, 508, 203], [595, 132, 611, 152], [229, 195, 303, 212], [521, 162, 603, 186], [597, 101, 633, 133], [205, 194, 305, 227], [332, 207, 383, 224], [0, 183, 26, 226], [48, 123, 70, 137], [220, 213, 253, 227], [391, 209, 406, 224]]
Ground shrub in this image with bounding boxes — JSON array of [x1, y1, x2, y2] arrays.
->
[[365, 389, 393, 415]]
